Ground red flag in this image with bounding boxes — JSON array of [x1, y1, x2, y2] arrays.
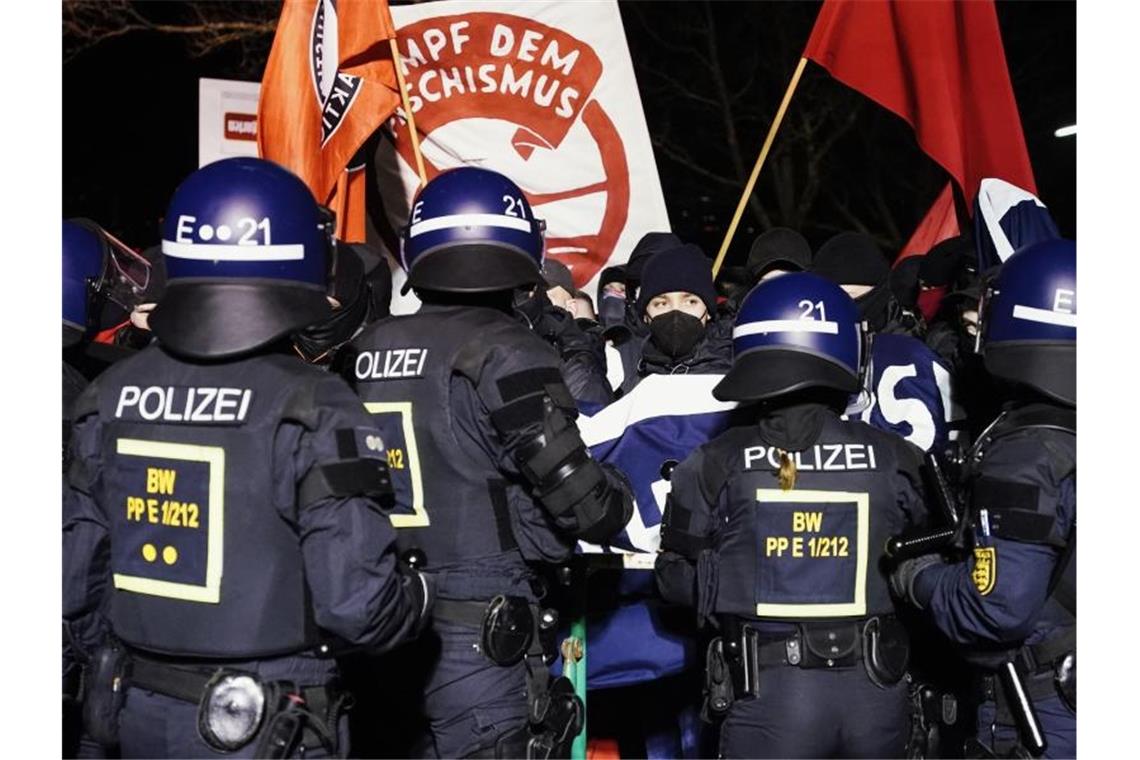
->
[[258, 0, 401, 241], [897, 182, 959, 264], [803, 0, 1036, 212]]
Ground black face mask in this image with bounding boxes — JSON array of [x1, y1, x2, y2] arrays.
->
[[293, 281, 370, 363], [599, 293, 626, 326], [648, 311, 706, 359]]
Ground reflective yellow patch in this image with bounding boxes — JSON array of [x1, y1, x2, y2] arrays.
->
[[972, 547, 997, 596]]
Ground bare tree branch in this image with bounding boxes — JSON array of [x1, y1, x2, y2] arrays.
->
[[652, 137, 740, 189], [642, 67, 720, 108], [63, 0, 278, 70]]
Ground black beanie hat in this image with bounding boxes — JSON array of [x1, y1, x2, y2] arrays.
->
[[919, 235, 973, 288], [811, 232, 890, 287], [746, 227, 811, 280], [541, 258, 576, 294], [889, 255, 922, 309], [635, 243, 717, 317], [626, 231, 682, 287], [599, 264, 627, 291]]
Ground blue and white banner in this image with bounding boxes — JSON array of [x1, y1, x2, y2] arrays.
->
[[850, 333, 962, 453], [974, 177, 1060, 270], [577, 373, 742, 561], [573, 374, 743, 687]]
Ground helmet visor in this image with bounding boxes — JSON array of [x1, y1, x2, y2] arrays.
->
[[97, 230, 151, 309]]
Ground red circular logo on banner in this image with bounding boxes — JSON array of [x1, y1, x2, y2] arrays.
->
[[388, 12, 630, 289]]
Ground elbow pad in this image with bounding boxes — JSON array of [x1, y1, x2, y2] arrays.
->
[[516, 404, 632, 543], [298, 457, 394, 510], [659, 495, 713, 559], [573, 471, 633, 544]]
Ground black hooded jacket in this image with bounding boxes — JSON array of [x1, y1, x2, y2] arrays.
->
[[617, 314, 734, 396]]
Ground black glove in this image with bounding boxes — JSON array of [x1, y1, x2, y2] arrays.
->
[[889, 555, 943, 609]]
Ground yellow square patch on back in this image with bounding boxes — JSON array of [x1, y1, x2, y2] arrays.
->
[[972, 546, 997, 596]]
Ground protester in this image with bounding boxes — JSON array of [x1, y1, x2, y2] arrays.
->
[[812, 232, 918, 336], [812, 232, 959, 454], [514, 258, 613, 404], [615, 242, 732, 396], [720, 226, 814, 318], [604, 232, 684, 391]]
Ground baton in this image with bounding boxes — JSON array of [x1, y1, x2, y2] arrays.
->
[[998, 661, 1048, 757], [885, 527, 958, 560], [924, 451, 961, 527]]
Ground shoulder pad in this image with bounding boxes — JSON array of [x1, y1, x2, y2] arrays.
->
[[454, 318, 569, 426], [971, 404, 1075, 477], [991, 404, 1076, 440], [279, 366, 338, 430], [971, 476, 1062, 547], [453, 316, 558, 379]]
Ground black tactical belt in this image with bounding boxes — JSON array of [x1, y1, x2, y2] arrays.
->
[[129, 654, 329, 706], [740, 622, 865, 668], [130, 655, 217, 703], [432, 598, 492, 628]]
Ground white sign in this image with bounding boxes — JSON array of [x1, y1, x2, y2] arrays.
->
[[198, 78, 261, 167], [381, 0, 671, 312]]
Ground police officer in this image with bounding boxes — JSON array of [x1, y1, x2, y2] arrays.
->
[[655, 272, 928, 758], [892, 240, 1076, 757], [62, 219, 148, 462], [513, 258, 613, 405], [63, 218, 149, 759], [344, 166, 633, 758], [63, 157, 432, 758]]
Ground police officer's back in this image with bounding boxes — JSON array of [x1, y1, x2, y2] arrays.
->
[[62, 218, 150, 758], [655, 273, 928, 758], [345, 167, 633, 759], [63, 158, 431, 758], [893, 240, 1077, 757]]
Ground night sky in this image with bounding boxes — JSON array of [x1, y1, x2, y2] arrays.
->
[[62, 0, 1075, 264]]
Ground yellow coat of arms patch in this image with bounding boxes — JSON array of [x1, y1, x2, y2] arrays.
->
[[972, 547, 997, 595]]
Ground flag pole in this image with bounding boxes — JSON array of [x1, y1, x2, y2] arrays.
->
[[711, 56, 808, 279], [388, 37, 428, 187]]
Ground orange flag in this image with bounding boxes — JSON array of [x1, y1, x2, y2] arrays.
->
[[258, 0, 401, 241]]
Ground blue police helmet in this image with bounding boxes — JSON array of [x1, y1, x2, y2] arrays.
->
[[63, 218, 152, 348], [62, 220, 108, 347], [148, 157, 333, 359], [401, 166, 545, 293], [713, 272, 864, 402], [979, 238, 1076, 406]]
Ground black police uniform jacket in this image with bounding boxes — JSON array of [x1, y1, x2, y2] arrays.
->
[[63, 344, 423, 660], [345, 304, 578, 601], [915, 401, 1075, 667], [656, 403, 927, 628]]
